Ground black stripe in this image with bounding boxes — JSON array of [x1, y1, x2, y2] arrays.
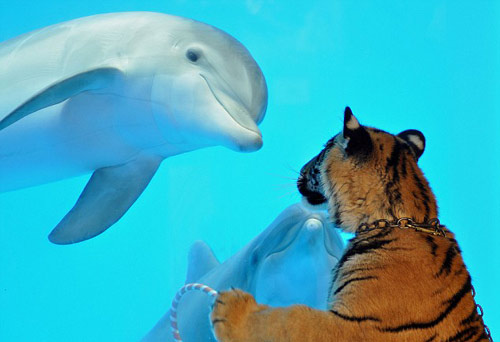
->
[[329, 309, 381, 322], [474, 332, 491, 342], [331, 265, 341, 284], [356, 227, 394, 240], [422, 235, 438, 257], [401, 151, 408, 178], [381, 275, 472, 332], [425, 334, 438, 342], [436, 244, 458, 277], [333, 201, 342, 226], [384, 138, 403, 217], [445, 326, 479, 342], [412, 190, 424, 211], [336, 238, 395, 271], [333, 276, 378, 295], [460, 305, 479, 326], [386, 138, 402, 178], [408, 162, 432, 216], [384, 246, 414, 251], [339, 266, 385, 279], [329, 186, 342, 226], [411, 165, 431, 220], [431, 286, 446, 297]]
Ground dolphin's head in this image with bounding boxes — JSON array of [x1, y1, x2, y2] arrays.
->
[[150, 16, 267, 153], [248, 203, 344, 309]]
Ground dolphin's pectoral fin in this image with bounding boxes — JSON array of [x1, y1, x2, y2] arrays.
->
[[185, 240, 220, 283], [0, 67, 122, 130], [48, 155, 163, 245]]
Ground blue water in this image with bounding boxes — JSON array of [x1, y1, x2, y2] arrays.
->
[[0, 1, 498, 341]]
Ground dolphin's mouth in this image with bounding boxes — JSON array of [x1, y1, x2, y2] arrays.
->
[[200, 73, 262, 136], [265, 216, 339, 259], [265, 221, 304, 256]]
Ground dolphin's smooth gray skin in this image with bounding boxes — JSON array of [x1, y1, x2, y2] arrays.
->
[[142, 202, 344, 342], [0, 12, 267, 244]]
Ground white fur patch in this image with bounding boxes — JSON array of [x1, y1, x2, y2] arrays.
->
[[345, 115, 360, 130], [408, 134, 424, 151]]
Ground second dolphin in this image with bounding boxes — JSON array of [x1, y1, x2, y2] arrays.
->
[[142, 202, 344, 342]]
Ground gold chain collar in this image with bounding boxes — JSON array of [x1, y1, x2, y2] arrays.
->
[[358, 217, 447, 237]]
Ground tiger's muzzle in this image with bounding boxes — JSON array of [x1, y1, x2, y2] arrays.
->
[[297, 152, 328, 205]]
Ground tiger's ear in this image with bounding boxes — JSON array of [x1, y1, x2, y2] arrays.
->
[[397, 129, 426, 160], [343, 107, 373, 157]]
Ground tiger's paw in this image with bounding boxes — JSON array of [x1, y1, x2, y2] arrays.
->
[[210, 289, 258, 341]]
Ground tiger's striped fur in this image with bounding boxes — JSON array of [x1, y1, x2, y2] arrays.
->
[[211, 107, 489, 342]]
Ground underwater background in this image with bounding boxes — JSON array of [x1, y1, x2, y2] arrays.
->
[[0, 0, 498, 340]]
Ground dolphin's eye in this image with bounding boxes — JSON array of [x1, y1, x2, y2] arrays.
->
[[186, 49, 200, 62]]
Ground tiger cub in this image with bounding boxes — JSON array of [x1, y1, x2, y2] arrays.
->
[[210, 107, 490, 341]]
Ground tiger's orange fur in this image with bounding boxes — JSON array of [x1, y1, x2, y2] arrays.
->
[[210, 107, 489, 342]]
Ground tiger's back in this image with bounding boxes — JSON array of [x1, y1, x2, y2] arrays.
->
[[329, 226, 488, 341]]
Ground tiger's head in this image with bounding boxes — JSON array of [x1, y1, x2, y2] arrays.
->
[[297, 107, 438, 233]]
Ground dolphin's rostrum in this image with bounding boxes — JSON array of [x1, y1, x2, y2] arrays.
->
[[0, 12, 268, 244]]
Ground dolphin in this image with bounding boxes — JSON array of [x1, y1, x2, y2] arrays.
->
[[142, 202, 344, 342], [0, 12, 267, 244]]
